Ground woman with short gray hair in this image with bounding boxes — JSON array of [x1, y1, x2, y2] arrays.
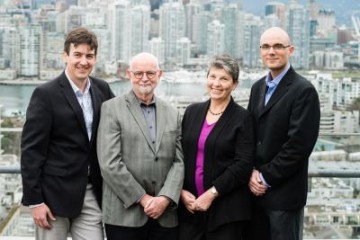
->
[[179, 54, 255, 240]]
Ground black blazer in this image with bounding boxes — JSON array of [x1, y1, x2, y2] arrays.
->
[[21, 71, 114, 218], [180, 98, 255, 231], [247, 66, 320, 210]]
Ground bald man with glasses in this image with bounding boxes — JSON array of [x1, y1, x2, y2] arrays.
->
[[246, 27, 320, 240], [97, 52, 184, 240]]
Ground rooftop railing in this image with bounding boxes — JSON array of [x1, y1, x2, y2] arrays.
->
[[1, 132, 360, 239], [0, 168, 359, 239], [0, 165, 359, 177]]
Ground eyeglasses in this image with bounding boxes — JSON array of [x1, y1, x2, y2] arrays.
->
[[260, 44, 291, 51], [130, 71, 158, 80]]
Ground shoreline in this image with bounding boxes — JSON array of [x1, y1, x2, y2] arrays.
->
[[0, 78, 123, 85]]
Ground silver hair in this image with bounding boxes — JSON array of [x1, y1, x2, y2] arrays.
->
[[128, 52, 160, 70], [207, 54, 240, 83]]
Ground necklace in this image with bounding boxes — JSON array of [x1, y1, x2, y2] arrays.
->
[[208, 108, 224, 115]]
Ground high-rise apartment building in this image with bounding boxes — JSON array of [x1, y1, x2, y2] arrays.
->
[[242, 13, 262, 68], [19, 25, 42, 77], [36, 6, 57, 32], [313, 50, 344, 70], [307, 0, 319, 20], [159, 1, 185, 63], [315, 75, 360, 108], [149, 37, 165, 65], [285, 0, 310, 69], [221, 4, 243, 59], [192, 11, 211, 55], [264, 1, 286, 28], [114, 1, 150, 63], [177, 37, 191, 65], [184, 2, 202, 43], [56, 6, 83, 33], [42, 32, 63, 70], [130, 5, 150, 56], [264, 13, 280, 29], [0, 27, 20, 71], [317, 9, 336, 37], [115, 0, 129, 59], [207, 20, 224, 57], [149, 0, 163, 10]]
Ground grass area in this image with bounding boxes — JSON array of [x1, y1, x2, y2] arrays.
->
[[331, 71, 360, 79]]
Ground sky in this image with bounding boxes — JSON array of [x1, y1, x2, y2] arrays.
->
[[238, 0, 360, 26]]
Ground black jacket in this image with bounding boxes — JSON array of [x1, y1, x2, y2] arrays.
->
[[248, 66, 320, 210], [21, 71, 114, 218], [180, 97, 255, 231]]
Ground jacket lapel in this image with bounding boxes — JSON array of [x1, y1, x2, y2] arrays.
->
[[125, 91, 156, 153], [257, 80, 267, 114], [155, 97, 165, 153], [59, 72, 88, 139], [259, 68, 294, 117], [194, 100, 211, 140], [89, 79, 100, 144]]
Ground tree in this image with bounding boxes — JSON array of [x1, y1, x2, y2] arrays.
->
[[350, 97, 360, 111], [1, 117, 21, 155]]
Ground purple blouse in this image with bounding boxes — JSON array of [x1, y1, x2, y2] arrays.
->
[[195, 119, 216, 196]]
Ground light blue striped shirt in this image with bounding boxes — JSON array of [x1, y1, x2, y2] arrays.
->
[[66, 71, 94, 141]]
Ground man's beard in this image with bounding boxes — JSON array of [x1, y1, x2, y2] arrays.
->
[[138, 85, 152, 96]]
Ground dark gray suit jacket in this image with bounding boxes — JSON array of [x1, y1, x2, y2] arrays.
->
[[248, 66, 320, 210], [97, 91, 184, 228]]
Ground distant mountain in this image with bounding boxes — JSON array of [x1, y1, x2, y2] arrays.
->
[[230, 0, 360, 27]]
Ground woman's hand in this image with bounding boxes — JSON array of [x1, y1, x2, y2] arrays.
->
[[194, 188, 217, 212], [180, 190, 196, 214]]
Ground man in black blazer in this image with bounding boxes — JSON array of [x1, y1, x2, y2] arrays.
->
[[21, 27, 114, 240], [247, 27, 320, 240]]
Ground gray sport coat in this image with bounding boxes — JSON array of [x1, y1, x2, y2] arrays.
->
[[97, 91, 184, 227]]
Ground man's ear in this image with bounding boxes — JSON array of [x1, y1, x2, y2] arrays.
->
[[289, 46, 295, 55], [62, 51, 68, 63]]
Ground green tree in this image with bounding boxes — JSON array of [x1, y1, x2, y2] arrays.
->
[[1, 117, 21, 155], [349, 97, 360, 125], [350, 97, 360, 111]]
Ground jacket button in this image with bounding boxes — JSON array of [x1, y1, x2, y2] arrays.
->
[[257, 141, 262, 146], [155, 157, 159, 161]]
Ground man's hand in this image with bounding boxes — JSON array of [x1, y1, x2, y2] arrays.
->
[[139, 194, 153, 208], [249, 169, 268, 196], [180, 190, 196, 214], [143, 196, 170, 220], [32, 204, 56, 229]]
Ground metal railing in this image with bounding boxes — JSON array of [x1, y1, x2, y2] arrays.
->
[[1, 132, 360, 239], [0, 168, 359, 239], [1, 166, 360, 177]]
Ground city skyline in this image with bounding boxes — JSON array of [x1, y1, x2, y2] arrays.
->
[[0, 1, 360, 239], [241, 0, 358, 25], [0, 0, 358, 80]]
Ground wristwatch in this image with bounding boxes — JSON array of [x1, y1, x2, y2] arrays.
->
[[210, 186, 218, 197]]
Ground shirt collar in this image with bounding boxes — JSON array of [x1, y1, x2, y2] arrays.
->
[[265, 63, 290, 86], [65, 70, 91, 95], [132, 91, 156, 107]]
